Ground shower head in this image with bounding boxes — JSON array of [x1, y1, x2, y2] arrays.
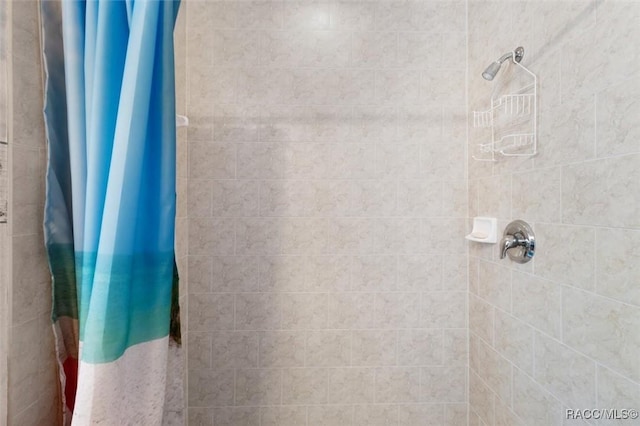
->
[[482, 46, 525, 81]]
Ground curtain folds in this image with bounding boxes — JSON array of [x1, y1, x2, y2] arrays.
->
[[41, 1, 181, 424]]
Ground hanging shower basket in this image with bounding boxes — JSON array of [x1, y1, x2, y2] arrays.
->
[[472, 47, 537, 161]]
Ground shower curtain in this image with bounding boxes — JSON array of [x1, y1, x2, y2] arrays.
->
[[41, 0, 181, 424]]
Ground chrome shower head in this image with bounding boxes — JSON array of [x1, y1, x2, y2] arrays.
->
[[482, 61, 502, 81], [482, 47, 525, 81]]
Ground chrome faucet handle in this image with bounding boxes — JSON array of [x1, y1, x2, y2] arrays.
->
[[499, 235, 518, 259], [500, 220, 535, 263]]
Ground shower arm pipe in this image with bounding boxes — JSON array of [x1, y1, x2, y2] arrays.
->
[[496, 47, 524, 66]]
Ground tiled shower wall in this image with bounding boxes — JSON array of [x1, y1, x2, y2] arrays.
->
[[185, 1, 469, 424], [4, 1, 59, 425], [467, 1, 640, 425], [0, 1, 7, 421]]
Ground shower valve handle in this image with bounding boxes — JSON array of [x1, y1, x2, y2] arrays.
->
[[499, 220, 535, 263]]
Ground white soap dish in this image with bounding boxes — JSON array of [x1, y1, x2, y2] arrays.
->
[[466, 217, 497, 243]]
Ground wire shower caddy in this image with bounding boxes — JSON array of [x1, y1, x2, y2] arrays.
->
[[472, 50, 537, 162]]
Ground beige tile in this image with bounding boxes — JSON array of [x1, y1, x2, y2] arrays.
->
[[187, 407, 213, 426], [235, 368, 281, 406], [236, 217, 327, 255], [306, 330, 351, 367], [420, 218, 467, 255], [349, 179, 397, 217], [512, 368, 563, 426], [211, 256, 260, 293], [597, 366, 640, 426], [399, 404, 444, 426], [534, 332, 596, 409], [421, 292, 466, 328], [188, 218, 235, 256], [236, 68, 294, 105], [10, 396, 57, 426], [188, 332, 212, 370], [187, 369, 234, 407], [351, 256, 397, 291], [397, 255, 443, 292], [352, 30, 397, 67], [188, 293, 234, 332], [444, 403, 468, 426], [8, 316, 52, 414], [235, 217, 279, 254], [307, 405, 354, 426], [375, 69, 421, 106], [562, 155, 640, 228], [375, 367, 421, 403], [444, 255, 468, 293], [211, 180, 260, 217], [397, 31, 441, 68], [477, 175, 511, 220], [282, 368, 328, 405], [494, 310, 533, 375], [263, 30, 350, 68], [421, 366, 466, 403], [332, 1, 375, 31], [469, 370, 495, 426], [469, 334, 511, 404], [306, 256, 351, 292], [259, 179, 312, 217], [328, 143, 376, 179], [235, 293, 281, 331], [327, 218, 376, 255], [328, 367, 375, 404], [351, 105, 397, 143], [212, 407, 259, 426], [328, 292, 375, 329], [260, 256, 307, 293], [397, 179, 442, 217], [352, 330, 397, 367], [373, 292, 420, 329], [469, 256, 480, 295], [596, 81, 640, 157], [211, 30, 261, 68], [260, 406, 307, 426], [470, 293, 494, 345], [398, 329, 443, 367], [535, 95, 595, 168], [563, 287, 640, 383], [596, 228, 640, 306], [353, 404, 398, 426], [306, 180, 351, 217], [236, 143, 285, 179], [478, 260, 511, 312], [534, 224, 595, 291], [442, 180, 468, 219], [374, 218, 422, 255], [187, 256, 213, 294], [11, 235, 50, 325], [290, 68, 375, 107], [421, 69, 466, 105], [282, 1, 331, 30], [236, 1, 283, 29], [512, 167, 562, 223], [258, 331, 305, 368], [495, 397, 523, 426], [375, 142, 421, 179], [189, 142, 236, 179], [443, 329, 468, 368], [512, 272, 562, 339], [281, 293, 328, 330], [211, 331, 258, 370], [421, 141, 465, 182]]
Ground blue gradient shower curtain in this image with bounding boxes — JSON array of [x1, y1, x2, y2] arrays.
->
[[41, 1, 181, 424]]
